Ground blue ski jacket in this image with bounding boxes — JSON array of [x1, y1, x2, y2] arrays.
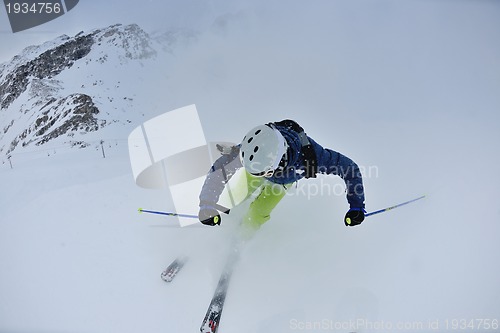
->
[[199, 121, 365, 209]]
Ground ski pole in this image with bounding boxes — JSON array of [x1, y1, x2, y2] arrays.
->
[[139, 196, 425, 220], [138, 204, 231, 219], [365, 195, 426, 217], [138, 208, 198, 219]]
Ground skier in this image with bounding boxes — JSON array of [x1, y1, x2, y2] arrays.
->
[[198, 119, 365, 234]]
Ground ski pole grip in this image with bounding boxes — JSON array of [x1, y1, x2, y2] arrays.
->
[[215, 203, 231, 215], [199, 201, 231, 215]]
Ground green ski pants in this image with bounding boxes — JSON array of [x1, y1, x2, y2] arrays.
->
[[240, 173, 292, 232]]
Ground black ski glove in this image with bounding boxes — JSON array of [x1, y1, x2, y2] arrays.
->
[[344, 208, 365, 227], [198, 206, 221, 226]]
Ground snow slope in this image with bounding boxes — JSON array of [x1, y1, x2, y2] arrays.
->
[[1, 2, 500, 331], [1, 114, 498, 333]]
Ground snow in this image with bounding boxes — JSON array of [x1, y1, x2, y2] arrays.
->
[[1, 115, 499, 333], [1, 1, 500, 332], [0, 23, 175, 157]]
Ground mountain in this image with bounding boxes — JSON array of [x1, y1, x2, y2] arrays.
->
[[0, 23, 193, 158]]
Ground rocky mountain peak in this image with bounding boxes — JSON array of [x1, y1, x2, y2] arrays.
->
[[0, 23, 182, 158]]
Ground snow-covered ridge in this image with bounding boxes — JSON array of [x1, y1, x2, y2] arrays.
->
[[0, 23, 192, 157]]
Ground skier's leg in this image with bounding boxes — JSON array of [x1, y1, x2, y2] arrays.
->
[[241, 181, 290, 232], [244, 172, 264, 198]]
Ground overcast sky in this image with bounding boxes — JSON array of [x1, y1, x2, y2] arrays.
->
[[1, 1, 499, 330], [0, 0, 240, 62], [1, 0, 498, 67]]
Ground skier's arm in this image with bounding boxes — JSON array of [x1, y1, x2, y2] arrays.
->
[[310, 138, 365, 209], [199, 145, 242, 209]]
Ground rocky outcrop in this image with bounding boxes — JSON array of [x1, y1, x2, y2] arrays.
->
[[0, 34, 93, 110], [0, 23, 173, 156]]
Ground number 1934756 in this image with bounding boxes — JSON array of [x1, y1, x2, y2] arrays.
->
[[5, 2, 62, 14], [444, 319, 499, 330]]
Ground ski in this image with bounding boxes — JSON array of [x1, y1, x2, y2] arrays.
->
[[200, 268, 233, 333], [161, 256, 188, 282], [200, 246, 240, 333]]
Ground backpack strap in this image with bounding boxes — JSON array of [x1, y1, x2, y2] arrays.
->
[[272, 119, 318, 178]]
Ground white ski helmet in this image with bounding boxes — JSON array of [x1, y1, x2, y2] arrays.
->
[[239, 124, 288, 177]]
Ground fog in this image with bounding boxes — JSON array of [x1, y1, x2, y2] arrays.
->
[[1, 1, 499, 332], [159, 0, 500, 329]]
